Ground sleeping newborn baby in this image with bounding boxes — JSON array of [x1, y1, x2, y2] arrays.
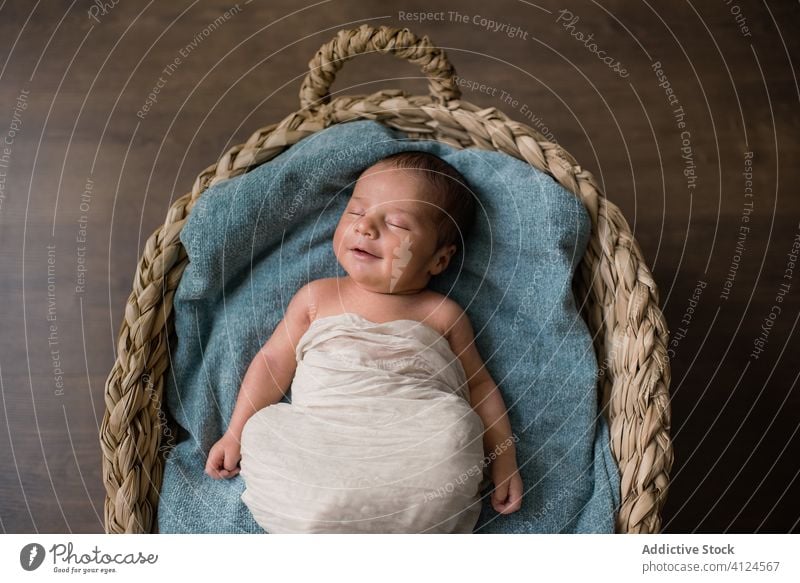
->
[[205, 150, 523, 533]]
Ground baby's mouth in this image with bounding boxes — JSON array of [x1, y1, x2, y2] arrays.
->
[[350, 246, 381, 259]]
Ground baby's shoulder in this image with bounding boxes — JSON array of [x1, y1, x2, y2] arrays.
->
[[425, 290, 463, 311], [295, 278, 338, 320], [423, 292, 466, 336], [305, 277, 341, 301], [297, 278, 339, 293]]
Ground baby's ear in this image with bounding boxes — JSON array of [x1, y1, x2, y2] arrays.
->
[[432, 244, 457, 275]]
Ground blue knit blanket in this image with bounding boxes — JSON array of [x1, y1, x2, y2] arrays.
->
[[157, 119, 620, 533]]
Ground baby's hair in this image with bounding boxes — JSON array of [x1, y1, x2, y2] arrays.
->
[[371, 151, 476, 252]]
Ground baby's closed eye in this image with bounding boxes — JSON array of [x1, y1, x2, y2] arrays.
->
[[387, 220, 410, 230]]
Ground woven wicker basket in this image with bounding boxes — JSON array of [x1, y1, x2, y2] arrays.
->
[[100, 24, 673, 534]]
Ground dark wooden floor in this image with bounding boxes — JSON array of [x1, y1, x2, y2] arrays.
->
[[1, 0, 798, 533]]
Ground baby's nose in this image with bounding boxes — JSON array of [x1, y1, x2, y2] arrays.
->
[[354, 217, 377, 237]]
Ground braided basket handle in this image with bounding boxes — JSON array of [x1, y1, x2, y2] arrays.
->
[[299, 23, 461, 112]]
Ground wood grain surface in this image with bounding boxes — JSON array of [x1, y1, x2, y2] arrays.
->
[[0, 0, 797, 533]]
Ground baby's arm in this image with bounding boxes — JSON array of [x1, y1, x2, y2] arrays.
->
[[205, 281, 315, 479], [444, 302, 523, 514]]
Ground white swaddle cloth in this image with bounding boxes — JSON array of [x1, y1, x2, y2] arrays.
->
[[239, 312, 489, 533]]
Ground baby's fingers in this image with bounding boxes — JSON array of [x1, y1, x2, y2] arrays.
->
[[223, 448, 241, 472], [492, 481, 509, 500], [204, 447, 224, 478], [205, 465, 223, 479], [491, 480, 510, 509], [505, 476, 523, 512]]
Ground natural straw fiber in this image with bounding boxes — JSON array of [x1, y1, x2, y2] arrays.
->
[[101, 24, 673, 534]]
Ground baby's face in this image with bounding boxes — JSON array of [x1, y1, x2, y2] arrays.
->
[[332, 163, 456, 294]]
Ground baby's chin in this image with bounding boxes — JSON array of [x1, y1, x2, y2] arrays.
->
[[341, 266, 388, 291], [338, 263, 399, 294]]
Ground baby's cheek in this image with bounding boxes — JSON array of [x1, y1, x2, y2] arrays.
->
[[390, 236, 414, 263], [332, 227, 345, 253]]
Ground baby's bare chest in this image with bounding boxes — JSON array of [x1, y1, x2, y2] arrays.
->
[[312, 280, 450, 338]]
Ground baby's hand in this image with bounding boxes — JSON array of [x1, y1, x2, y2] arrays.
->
[[491, 459, 523, 514], [205, 432, 242, 479]]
